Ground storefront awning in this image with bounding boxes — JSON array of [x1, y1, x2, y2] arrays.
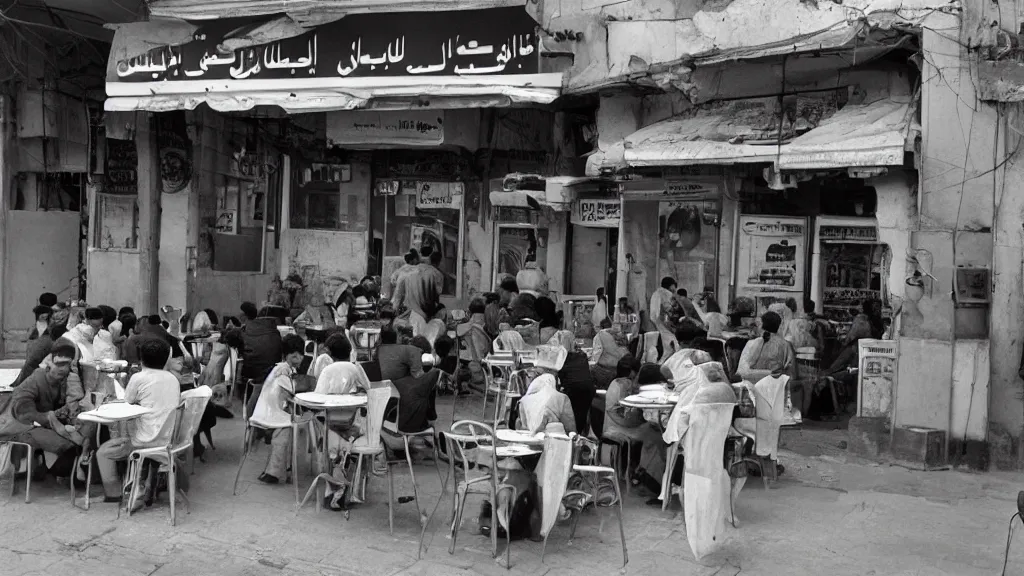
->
[[105, 8, 562, 113], [586, 96, 915, 175]]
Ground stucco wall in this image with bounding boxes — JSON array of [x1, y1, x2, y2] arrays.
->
[[158, 189, 188, 312], [87, 249, 140, 313], [4, 210, 79, 328], [283, 229, 367, 287]]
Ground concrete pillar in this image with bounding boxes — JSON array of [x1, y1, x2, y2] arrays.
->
[[0, 95, 10, 357], [136, 114, 161, 315]]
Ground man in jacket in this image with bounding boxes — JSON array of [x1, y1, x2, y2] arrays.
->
[[241, 312, 283, 414]]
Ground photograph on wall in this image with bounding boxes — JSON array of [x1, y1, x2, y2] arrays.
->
[[657, 199, 719, 296], [496, 227, 548, 281], [736, 215, 807, 292]]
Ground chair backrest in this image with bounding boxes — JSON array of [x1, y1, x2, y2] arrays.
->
[[223, 347, 239, 384], [753, 375, 788, 459], [360, 360, 383, 382], [507, 369, 532, 396], [175, 386, 213, 451], [538, 433, 573, 538], [362, 386, 391, 449], [446, 420, 497, 482]]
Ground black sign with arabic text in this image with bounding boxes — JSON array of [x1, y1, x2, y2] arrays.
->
[[113, 7, 539, 83]]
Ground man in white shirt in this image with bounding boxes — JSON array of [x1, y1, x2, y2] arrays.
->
[[96, 338, 181, 508], [251, 334, 312, 484]]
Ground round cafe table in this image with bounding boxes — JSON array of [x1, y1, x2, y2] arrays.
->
[[292, 392, 368, 513]]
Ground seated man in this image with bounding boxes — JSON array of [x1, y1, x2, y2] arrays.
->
[[0, 342, 84, 478], [96, 339, 181, 507], [377, 327, 440, 438], [250, 334, 311, 484], [307, 327, 350, 379], [13, 322, 66, 387], [455, 297, 491, 392]]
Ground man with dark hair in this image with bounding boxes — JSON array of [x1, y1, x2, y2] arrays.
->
[[326, 331, 353, 362], [240, 302, 258, 324], [377, 326, 439, 440], [393, 244, 444, 337], [13, 322, 67, 387], [650, 277, 679, 361], [239, 307, 283, 402], [38, 292, 58, 309], [389, 250, 420, 309], [251, 334, 312, 484], [484, 278, 519, 338], [29, 305, 52, 340], [96, 338, 181, 506], [0, 342, 81, 477]]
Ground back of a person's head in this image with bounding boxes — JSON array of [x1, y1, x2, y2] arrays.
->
[[615, 354, 636, 378], [39, 292, 58, 308], [677, 288, 688, 298], [637, 363, 666, 385], [517, 293, 537, 308], [430, 250, 442, 265], [404, 249, 419, 264], [204, 308, 220, 327], [434, 334, 454, 357], [675, 318, 707, 343], [33, 305, 51, 319], [705, 296, 721, 313], [118, 306, 134, 317], [468, 297, 487, 315], [352, 285, 366, 298], [803, 298, 816, 314], [661, 277, 675, 290], [410, 336, 432, 354], [223, 328, 244, 350], [49, 324, 68, 341], [379, 305, 396, 321], [140, 338, 171, 369], [380, 327, 398, 345], [240, 301, 258, 320], [419, 244, 434, 258], [326, 332, 352, 360], [535, 296, 556, 318], [599, 317, 612, 330], [761, 311, 782, 335], [499, 278, 519, 293], [282, 334, 305, 358], [785, 297, 798, 313]]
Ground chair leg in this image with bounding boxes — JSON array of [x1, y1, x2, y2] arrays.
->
[[169, 459, 177, 526], [403, 436, 421, 523], [232, 426, 252, 496], [24, 446, 32, 504], [128, 457, 144, 517], [499, 486, 517, 569], [448, 487, 467, 555], [610, 475, 628, 568], [70, 453, 80, 505], [292, 425, 301, 505], [387, 463, 395, 536]]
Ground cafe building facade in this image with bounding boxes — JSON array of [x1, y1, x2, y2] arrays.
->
[[93, 5, 572, 317]]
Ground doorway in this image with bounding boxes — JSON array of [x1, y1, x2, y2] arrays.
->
[[569, 225, 618, 297]]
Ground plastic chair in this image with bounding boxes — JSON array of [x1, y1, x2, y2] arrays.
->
[[1, 441, 33, 503], [480, 359, 508, 421], [125, 386, 213, 525], [350, 327, 381, 362], [560, 435, 627, 567], [120, 401, 185, 522], [222, 347, 239, 397], [420, 420, 517, 566], [681, 402, 735, 561], [738, 375, 788, 490], [598, 433, 635, 496], [493, 369, 530, 429], [349, 386, 391, 505]]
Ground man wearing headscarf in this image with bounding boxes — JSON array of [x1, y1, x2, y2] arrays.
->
[[517, 345, 575, 434]]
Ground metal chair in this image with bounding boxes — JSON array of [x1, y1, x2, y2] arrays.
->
[[380, 381, 442, 534], [420, 420, 517, 567], [480, 359, 508, 421], [492, 369, 530, 429], [560, 435, 627, 567], [1, 441, 34, 503]]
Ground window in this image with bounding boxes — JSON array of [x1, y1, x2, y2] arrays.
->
[[290, 162, 367, 232]]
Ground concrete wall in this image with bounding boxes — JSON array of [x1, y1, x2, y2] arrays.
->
[[86, 249, 140, 312], [282, 228, 367, 286], [158, 189, 188, 311], [3, 210, 79, 330]]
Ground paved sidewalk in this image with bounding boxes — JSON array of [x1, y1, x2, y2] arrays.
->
[[1, 392, 1022, 576]]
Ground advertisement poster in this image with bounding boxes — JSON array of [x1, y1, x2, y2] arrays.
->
[[857, 339, 897, 419], [657, 199, 720, 297], [571, 199, 621, 228], [736, 215, 807, 293]]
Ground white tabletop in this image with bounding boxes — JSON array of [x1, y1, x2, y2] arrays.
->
[[619, 396, 676, 411], [495, 429, 545, 445], [78, 403, 152, 423], [293, 392, 367, 409]]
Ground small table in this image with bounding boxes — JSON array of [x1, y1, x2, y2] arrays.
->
[[293, 392, 368, 512], [76, 404, 152, 511]]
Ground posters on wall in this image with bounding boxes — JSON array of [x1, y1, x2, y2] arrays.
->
[[416, 181, 462, 209], [657, 199, 719, 297], [858, 339, 897, 418], [736, 215, 807, 293], [571, 199, 620, 228], [215, 209, 238, 234], [95, 193, 138, 249]]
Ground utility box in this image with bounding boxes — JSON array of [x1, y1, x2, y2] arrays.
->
[[891, 426, 945, 469]]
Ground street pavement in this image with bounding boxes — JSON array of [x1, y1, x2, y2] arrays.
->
[[1, 391, 1023, 576]]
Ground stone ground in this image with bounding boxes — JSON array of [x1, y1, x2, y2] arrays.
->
[[2, 376, 1023, 576]]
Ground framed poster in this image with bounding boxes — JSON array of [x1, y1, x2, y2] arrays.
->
[[657, 199, 720, 297], [736, 215, 807, 293]]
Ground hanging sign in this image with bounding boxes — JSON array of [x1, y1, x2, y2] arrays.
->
[[111, 8, 539, 83], [819, 225, 878, 242], [735, 215, 807, 292], [416, 181, 461, 209], [571, 199, 620, 228], [328, 111, 444, 146]]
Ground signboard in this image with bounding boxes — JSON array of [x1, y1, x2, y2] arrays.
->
[[571, 199, 620, 228], [327, 110, 444, 146], [105, 138, 138, 195], [820, 225, 878, 242], [416, 181, 462, 209], [664, 180, 717, 196], [858, 339, 897, 419], [215, 209, 237, 234], [736, 215, 807, 292], [112, 8, 539, 83]]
